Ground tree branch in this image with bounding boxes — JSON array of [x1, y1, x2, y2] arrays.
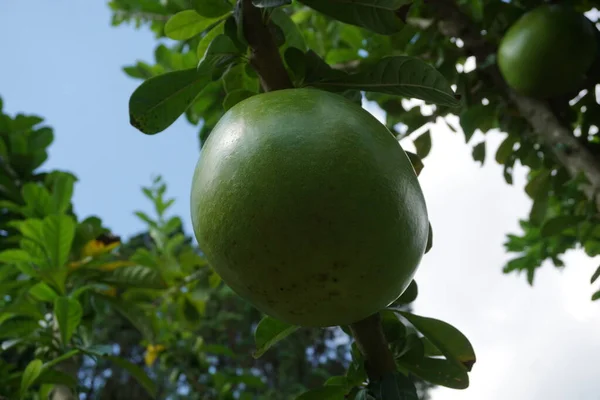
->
[[427, 0, 600, 210], [240, 1, 397, 382], [241, 0, 293, 91], [349, 313, 397, 382]]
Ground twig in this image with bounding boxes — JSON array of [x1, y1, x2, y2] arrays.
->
[[426, 0, 600, 211], [241, 0, 293, 91], [349, 313, 397, 382]]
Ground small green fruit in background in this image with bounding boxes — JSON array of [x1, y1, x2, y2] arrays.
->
[[497, 4, 597, 99], [191, 88, 429, 327]]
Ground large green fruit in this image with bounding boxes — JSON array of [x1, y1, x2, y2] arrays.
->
[[497, 5, 597, 99], [190, 88, 429, 327]]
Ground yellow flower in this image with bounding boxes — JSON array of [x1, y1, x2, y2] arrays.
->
[[82, 239, 120, 258], [144, 344, 166, 366]]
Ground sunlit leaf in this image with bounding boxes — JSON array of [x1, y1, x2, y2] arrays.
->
[[165, 10, 224, 40], [20, 359, 43, 398], [54, 296, 83, 345]]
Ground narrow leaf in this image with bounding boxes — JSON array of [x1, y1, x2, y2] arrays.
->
[[29, 282, 58, 302], [43, 349, 81, 370], [197, 34, 241, 74], [540, 216, 585, 238], [42, 214, 76, 269], [165, 10, 222, 40], [107, 356, 157, 398], [377, 372, 418, 400], [99, 265, 165, 289], [472, 141, 486, 165], [21, 359, 43, 398], [295, 385, 347, 399], [313, 56, 460, 107], [413, 130, 432, 158], [252, 0, 292, 7], [591, 266, 600, 284], [298, 0, 409, 35], [397, 357, 469, 389], [398, 311, 476, 371], [97, 294, 155, 340], [54, 296, 83, 345], [197, 19, 226, 59], [253, 316, 299, 358], [592, 290, 600, 301], [129, 68, 209, 134]]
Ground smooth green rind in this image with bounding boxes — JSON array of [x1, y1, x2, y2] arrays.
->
[[498, 5, 597, 99], [191, 88, 429, 327]]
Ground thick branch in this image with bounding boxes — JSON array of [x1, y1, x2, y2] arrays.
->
[[349, 313, 397, 382], [241, 0, 293, 91], [427, 0, 600, 210]]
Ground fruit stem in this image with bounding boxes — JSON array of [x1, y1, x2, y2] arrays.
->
[[349, 312, 397, 382], [241, 0, 294, 92]]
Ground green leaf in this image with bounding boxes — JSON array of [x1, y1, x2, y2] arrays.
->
[[43, 214, 76, 269], [472, 141, 486, 166], [49, 172, 76, 213], [197, 19, 226, 59], [529, 188, 549, 227], [36, 369, 78, 387], [394, 280, 418, 305], [20, 359, 43, 398], [298, 0, 409, 35], [0, 249, 35, 263], [396, 357, 469, 389], [252, 0, 292, 7], [413, 130, 432, 158], [253, 316, 299, 358], [295, 385, 347, 399], [460, 104, 497, 142], [29, 282, 58, 302], [592, 290, 600, 301], [0, 317, 39, 339], [43, 349, 81, 370], [194, 0, 232, 18], [398, 311, 476, 371], [376, 372, 418, 400], [404, 151, 424, 176], [270, 8, 306, 51], [591, 266, 600, 284], [107, 356, 157, 398], [54, 296, 83, 345], [223, 89, 256, 110], [197, 34, 241, 74], [313, 56, 460, 107], [425, 222, 433, 254], [129, 68, 210, 134], [21, 183, 53, 217], [165, 10, 223, 40], [495, 134, 518, 164], [99, 265, 165, 289], [380, 309, 406, 344], [540, 216, 586, 238], [97, 294, 155, 340]]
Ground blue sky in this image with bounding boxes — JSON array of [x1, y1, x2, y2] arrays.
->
[[1, 0, 199, 237], [2, 2, 600, 400]]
